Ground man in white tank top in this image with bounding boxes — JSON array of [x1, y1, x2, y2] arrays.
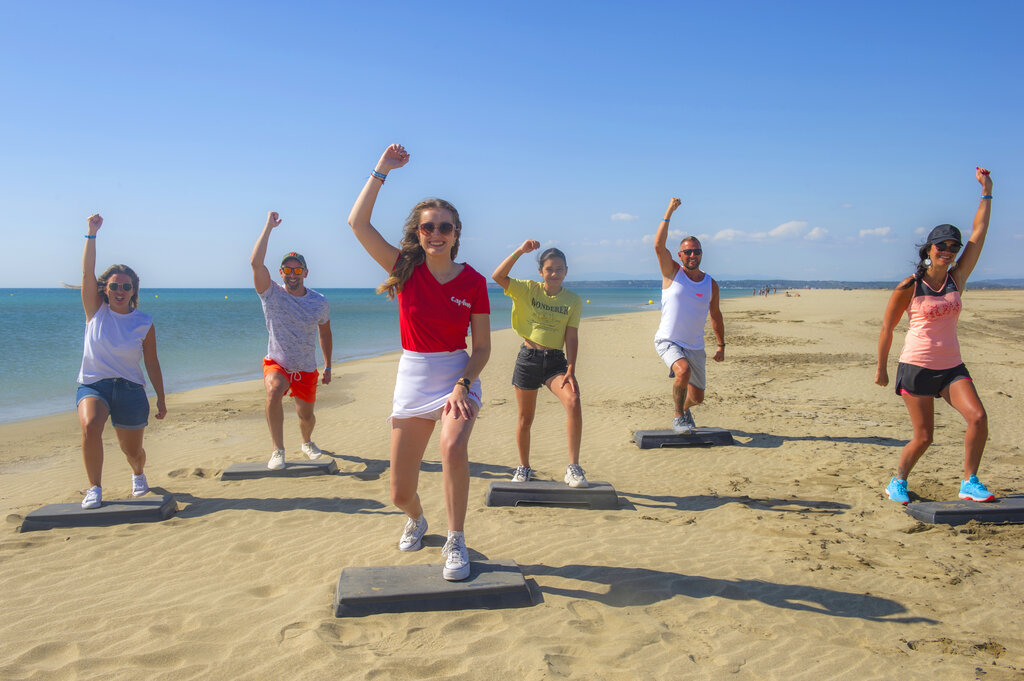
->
[[653, 198, 725, 433]]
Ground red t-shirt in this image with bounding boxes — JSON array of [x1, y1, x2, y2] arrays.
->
[[398, 262, 490, 352]]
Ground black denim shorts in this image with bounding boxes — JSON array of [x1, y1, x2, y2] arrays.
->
[[512, 346, 569, 390]]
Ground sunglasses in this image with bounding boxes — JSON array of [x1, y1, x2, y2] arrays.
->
[[681, 248, 702, 256], [280, 266, 306, 275], [106, 282, 134, 292], [419, 222, 456, 236], [934, 242, 961, 254]]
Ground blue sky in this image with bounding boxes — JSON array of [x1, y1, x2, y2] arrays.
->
[[3, 1, 1021, 288]]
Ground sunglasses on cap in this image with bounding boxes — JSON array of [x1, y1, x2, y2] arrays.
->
[[419, 222, 456, 236], [280, 266, 306, 275], [934, 242, 961, 254], [107, 282, 134, 292], [681, 248, 702, 256]]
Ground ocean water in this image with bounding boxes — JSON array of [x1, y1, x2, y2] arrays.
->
[[0, 285, 747, 424]]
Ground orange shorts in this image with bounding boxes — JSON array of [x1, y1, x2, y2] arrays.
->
[[263, 358, 319, 403]]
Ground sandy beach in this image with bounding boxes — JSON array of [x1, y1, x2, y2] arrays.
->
[[2, 289, 1022, 680]]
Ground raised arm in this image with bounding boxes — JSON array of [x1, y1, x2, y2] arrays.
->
[[492, 239, 540, 289], [654, 198, 682, 282], [250, 211, 281, 294], [951, 167, 993, 290], [708, 279, 725, 362], [875, 278, 915, 386], [348, 144, 409, 271], [81, 214, 103, 321]]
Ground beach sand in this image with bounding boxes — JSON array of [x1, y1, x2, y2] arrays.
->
[[1, 289, 1022, 680]]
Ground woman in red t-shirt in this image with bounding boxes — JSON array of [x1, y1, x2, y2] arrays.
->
[[348, 144, 491, 582]]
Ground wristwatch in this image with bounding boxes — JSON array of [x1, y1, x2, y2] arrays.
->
[[456, 377, 471, 390]]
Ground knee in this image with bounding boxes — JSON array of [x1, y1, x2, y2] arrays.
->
[[564, 392, 581, 413], [966, 407, 987, 431], [439, 437, 469, 467], [390, 485, 416, 509], [913, 432, 934, 449], [80, 417, 105, 439], [690, 393, 705, 406], [673, 371, 690, 387], [517, 412, 535, 429]]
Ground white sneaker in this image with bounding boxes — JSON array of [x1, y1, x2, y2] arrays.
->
[[267, 449, 285, 470], [564, 464, 589, 488], [398, 515, 428, 552], [131, 473, 149, 497], [442, 532, 471, 581], [301, 441, 322, 460], [511, 465, 533, 482], [82, 486, 102, 509]]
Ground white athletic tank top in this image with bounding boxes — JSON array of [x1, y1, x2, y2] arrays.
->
[[654, 267, 712, 350], [78, 303, 153, 385]]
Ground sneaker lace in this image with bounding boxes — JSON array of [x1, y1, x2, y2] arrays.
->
[[442, 535, 465, 560], [568, 464, 585, 479]]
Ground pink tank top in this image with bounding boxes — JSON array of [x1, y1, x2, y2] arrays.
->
[[898, 274, 962, 370]]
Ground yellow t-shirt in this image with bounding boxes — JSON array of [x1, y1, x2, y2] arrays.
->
[[505, 278, 582, 349]]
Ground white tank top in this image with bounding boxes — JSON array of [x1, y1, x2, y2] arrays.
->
[[654, 267, 712, 350], [78, 303, 153, 385]]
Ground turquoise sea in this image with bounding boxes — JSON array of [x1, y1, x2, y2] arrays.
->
[[0, 286, 748, 424]]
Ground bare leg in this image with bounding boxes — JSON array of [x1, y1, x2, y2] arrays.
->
[[114, 427, 147, 475], [264, 372, 289, 451], [439, 404, 477, 533], [684, 385, 705, 413], [897, 393, 934, 480], [942, 379, 988, 479], [294, 396, 316, 444], [389, 417, 435, 521], [78, 398, 109, 488], [513, 387, 538, 467], [671, 358, 691, 418], [546, 374, 582, 465]]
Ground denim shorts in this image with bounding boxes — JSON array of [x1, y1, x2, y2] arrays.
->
[[512, 346, 569, 390], [76, 378, 150, 430]]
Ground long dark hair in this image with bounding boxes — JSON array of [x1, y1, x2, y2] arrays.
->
[[97, 264, 140, 310], [376, 198, 462, 300]]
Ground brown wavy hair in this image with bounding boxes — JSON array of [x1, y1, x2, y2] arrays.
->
[[97, 264, 140, 310], [377, 198, 462, 299]]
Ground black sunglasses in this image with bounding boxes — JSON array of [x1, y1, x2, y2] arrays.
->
[[107, 282, 134, 292], [681, 248, 702, 256], [934, 242, 961, 254], [419, 222, 455, 236]]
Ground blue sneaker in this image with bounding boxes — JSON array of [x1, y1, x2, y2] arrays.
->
[[885, 477, 910, 505], [958, 475, 995, 502]]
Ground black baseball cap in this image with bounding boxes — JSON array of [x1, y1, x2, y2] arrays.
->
[[925, 224, 962, 247]]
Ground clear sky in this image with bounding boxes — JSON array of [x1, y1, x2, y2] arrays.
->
[[3, 1, 1021, 288]]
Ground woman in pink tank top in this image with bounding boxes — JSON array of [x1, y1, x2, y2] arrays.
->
[[875, 168, 994, 505]]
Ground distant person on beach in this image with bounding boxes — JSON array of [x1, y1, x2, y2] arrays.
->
[[250, 212, 332, 470], [76, 214, 166, 509], [653, 198, 725, 434], [492, 240, 586, 487], [876, 167, 995, 505], [348, 144, 490, 582]]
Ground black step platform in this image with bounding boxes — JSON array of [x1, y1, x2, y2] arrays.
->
[[220, 459, 338, 481], [906, 495, 1024, 526], [485, 480, 619, 509], [334, 559, 532, 617], [633, 428, 735, 448], [21, 495, 178, 532]]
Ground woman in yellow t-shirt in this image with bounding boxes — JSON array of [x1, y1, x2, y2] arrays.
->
[[492, 240, 586, 487]]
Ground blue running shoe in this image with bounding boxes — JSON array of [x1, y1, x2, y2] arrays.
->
[[958, 475, 995, 502], [886, 477, 910, 505]]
